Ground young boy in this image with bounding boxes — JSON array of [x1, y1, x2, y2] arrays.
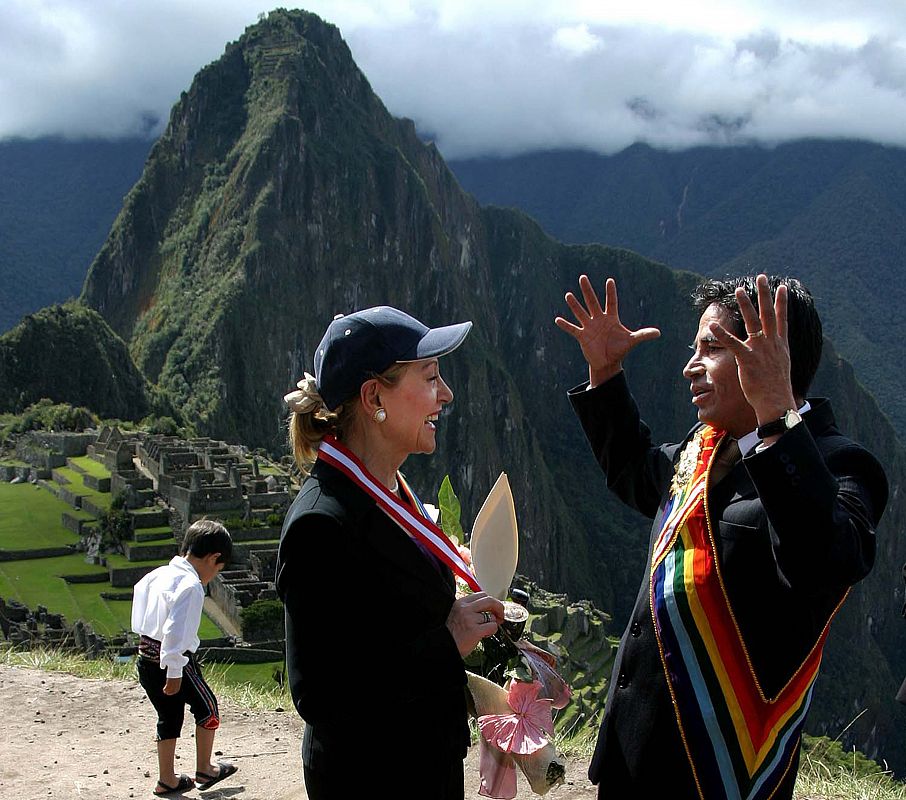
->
[[131, 519, 238, 796]]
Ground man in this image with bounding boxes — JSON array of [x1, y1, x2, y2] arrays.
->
[[555, 274, 887, 800]]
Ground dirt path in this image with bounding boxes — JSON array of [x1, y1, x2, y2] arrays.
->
[[0, 665, 597, 799]]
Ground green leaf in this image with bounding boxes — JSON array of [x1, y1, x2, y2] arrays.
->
[[438, 474, 464, 545], [504, 653, 534, 683]]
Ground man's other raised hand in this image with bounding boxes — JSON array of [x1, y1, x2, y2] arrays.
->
[[555, 275, 661, 388]]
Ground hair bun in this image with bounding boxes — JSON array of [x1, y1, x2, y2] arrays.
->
[[284, 372, 324, 414]]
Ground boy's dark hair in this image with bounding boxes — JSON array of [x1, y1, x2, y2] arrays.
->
[[181, 518, 233, 565], [691, 275, 823, 399]]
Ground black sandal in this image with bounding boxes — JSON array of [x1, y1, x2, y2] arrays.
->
[[195, 761, 238, 790], [153, 775, 194, 796]]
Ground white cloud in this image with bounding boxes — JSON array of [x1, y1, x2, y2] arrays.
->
[[1, 1, 906, 157], [552, 24, 602, 58]]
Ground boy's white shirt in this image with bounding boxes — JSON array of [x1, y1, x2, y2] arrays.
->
[[131, 556, 204, 679]]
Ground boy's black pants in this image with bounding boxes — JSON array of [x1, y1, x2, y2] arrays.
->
[[137, 637, 219, 741]]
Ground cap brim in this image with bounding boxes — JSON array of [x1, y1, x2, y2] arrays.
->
[[397, 321, 473, 362]]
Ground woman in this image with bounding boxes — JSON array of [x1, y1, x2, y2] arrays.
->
[[275, 306, 505, 799]]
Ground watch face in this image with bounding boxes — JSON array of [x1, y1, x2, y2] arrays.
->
[[784, 409, 803, 428]]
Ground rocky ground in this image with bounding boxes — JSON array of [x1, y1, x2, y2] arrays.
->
[[0, 665, 597, 799]]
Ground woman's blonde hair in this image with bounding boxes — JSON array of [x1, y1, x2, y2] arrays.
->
[[286, 363, 408, 474]]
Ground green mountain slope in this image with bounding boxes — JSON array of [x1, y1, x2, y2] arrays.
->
[[0, 303, 151, 419], [450, 141, 906, 441]]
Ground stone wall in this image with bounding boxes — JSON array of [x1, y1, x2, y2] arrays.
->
[[15, 440, 66, 470], [108, 563, 159, 588], [250, 550, 277, 580], [0, 597, 112, 657], [209, 568, 280, 639], [168, 483, 244, 516], [82, 474, 111, 492], [209, 571, 271, 631], [111, 470, 153, 495], [30, 431, 95, 457], [197, 645, 283, 664], [0, 546, 76, 562]]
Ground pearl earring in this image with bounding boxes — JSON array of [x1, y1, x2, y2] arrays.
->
[[373, 408, 387, 423]]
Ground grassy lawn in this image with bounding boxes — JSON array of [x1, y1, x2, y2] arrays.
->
[[65, 582, 134, 636], [69, 455, 111, 479], [196, 615, 223, 639], [207, 660, 286, 691], [0, 554, 114, 630], [0, 552, 222, 639], [133, 525, 173, 542], [134, 526, 173, 536], [105, 553, 168, 569], [126, 539, 176, 553], [0, 482, 81, 550], [54, 466, 112, 510]]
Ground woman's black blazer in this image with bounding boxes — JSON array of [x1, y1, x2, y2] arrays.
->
[[276, 459, 469, 765]]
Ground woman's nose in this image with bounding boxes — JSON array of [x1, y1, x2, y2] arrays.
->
[[439, 376, 453, 404]]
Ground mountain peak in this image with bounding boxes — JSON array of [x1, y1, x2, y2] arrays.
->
[[80, 5, 474, 441], [81, 8, 374, 339]]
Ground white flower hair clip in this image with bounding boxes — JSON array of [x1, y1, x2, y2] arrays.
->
[[283, 372, 324, 414]]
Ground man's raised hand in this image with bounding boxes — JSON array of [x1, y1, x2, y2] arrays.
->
[[555, 275, 661, 387]]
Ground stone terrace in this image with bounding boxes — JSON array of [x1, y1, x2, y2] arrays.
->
[[2, 427, 295, 658]]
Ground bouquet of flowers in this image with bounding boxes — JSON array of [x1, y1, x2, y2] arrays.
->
[[433, 476, 571, 799]]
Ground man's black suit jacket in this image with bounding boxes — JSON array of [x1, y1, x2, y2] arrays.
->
[[569, 373, 888, 798], [275, 459, 469, 789]]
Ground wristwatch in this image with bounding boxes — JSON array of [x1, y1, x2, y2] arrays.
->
[[756, 408, 803, 439]]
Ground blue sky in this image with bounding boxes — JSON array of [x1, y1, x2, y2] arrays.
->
[[3, 1, 906, 157]]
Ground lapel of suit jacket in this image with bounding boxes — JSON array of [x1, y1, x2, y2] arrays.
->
[[715, 460, 757, 503], [311, 460, 455, 599]]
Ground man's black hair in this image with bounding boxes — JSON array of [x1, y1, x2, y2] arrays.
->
[[181, 518, 233, 565], [691, 275, 822, 398]]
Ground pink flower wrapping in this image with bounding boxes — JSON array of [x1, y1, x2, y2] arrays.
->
[[478, 736, 518, 799], [478, 680, 554, 756]]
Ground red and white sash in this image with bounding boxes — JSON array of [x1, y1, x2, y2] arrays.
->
[[317, 435, 481, 592]]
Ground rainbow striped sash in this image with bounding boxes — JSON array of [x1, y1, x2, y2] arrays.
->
[[650, 427, 838, 800]]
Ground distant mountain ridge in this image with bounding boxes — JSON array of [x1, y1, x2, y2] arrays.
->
[[8, 136, 904, 443], [0, 137, 152, 332], [2, 8, 905, 772], [449, 141, 906, 440]]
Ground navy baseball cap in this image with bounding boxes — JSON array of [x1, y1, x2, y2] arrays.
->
[[314, 306, 472, 410]]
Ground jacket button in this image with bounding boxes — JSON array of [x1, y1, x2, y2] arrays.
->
[[617, 672, 629, 689], [630, 622, 642, 637]]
